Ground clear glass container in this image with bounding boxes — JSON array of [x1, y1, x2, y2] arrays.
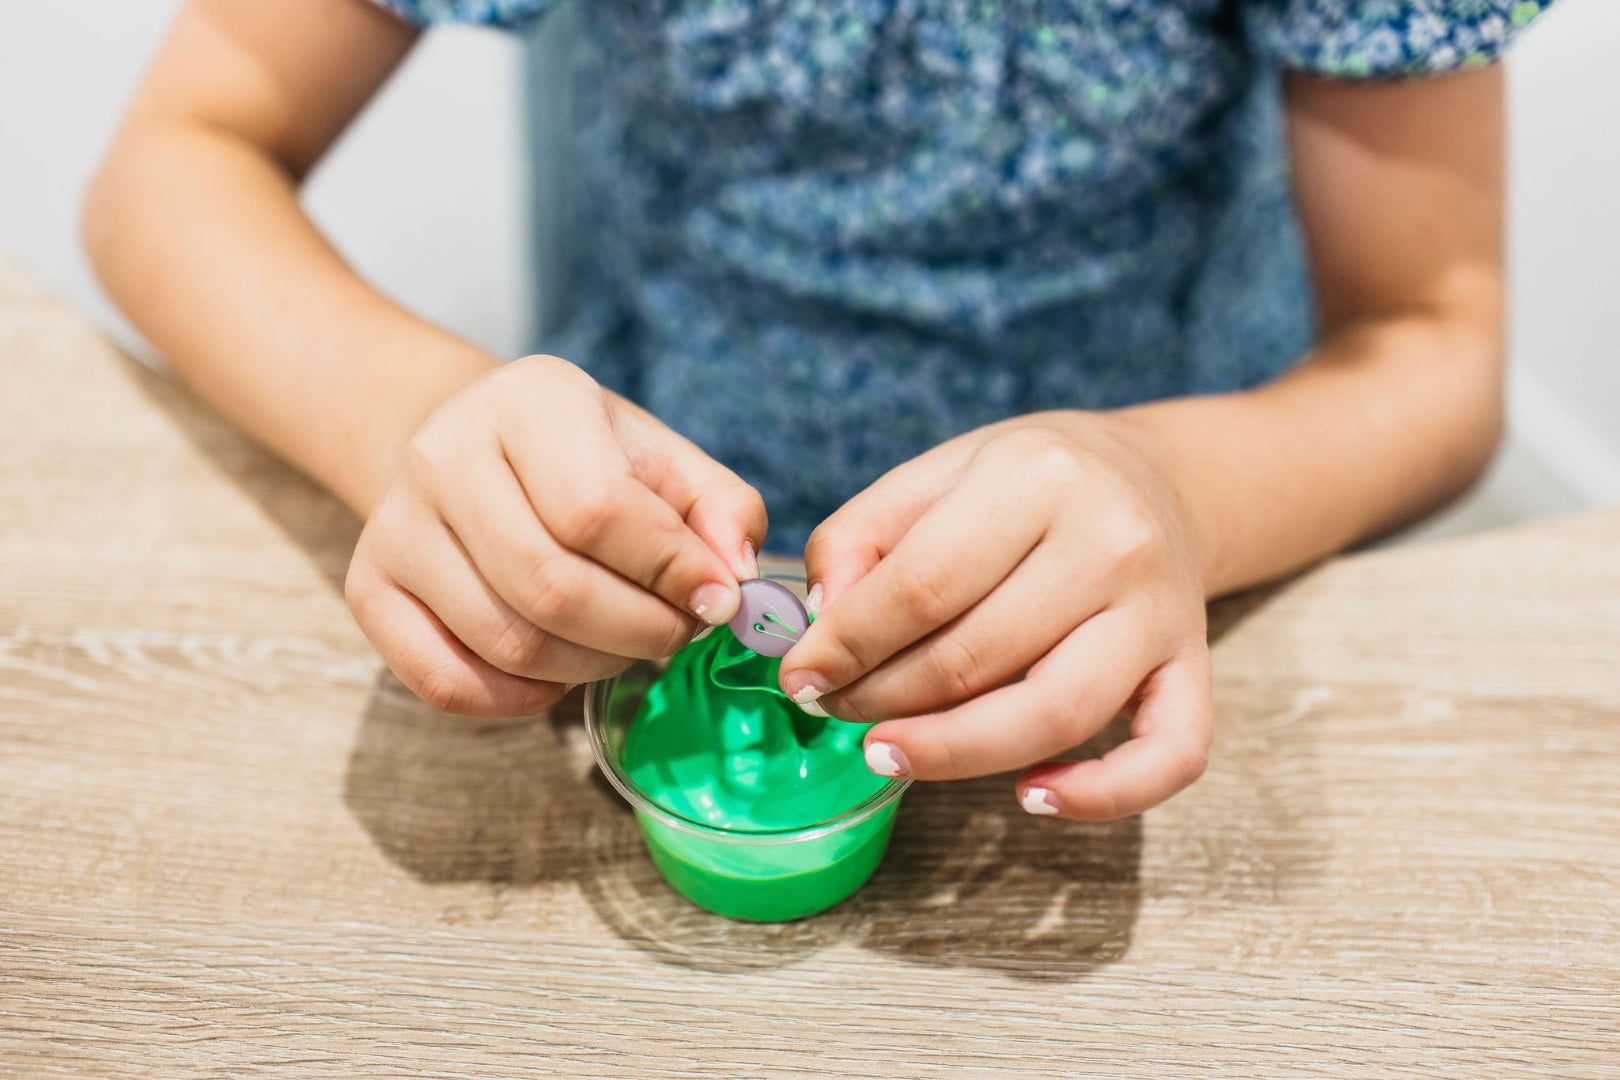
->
[[583, 572, 908, 921]]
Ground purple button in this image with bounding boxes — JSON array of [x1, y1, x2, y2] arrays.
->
[[728, 579, 810, 657]]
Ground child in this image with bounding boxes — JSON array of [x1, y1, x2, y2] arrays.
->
[[84, 0, 1548, 822]]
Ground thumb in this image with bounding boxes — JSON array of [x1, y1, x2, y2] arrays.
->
[[616, 401, 766, 580], [683, 460, 768, 582], [803, 453, 953, 614]]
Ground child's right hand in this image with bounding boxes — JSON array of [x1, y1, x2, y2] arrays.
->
[[345, 355, 766, 717]]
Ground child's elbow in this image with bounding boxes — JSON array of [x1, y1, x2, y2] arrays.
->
[[80, 131, 161, 303], [1444, 324, 1507, 500], [1470, 378, 1506, 478], [79, 151, 123, 291]]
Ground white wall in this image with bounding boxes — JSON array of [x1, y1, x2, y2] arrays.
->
[[1, 0, 1615, 512], [0, 1, 534, 361], [1507, 0, 1620, 504]]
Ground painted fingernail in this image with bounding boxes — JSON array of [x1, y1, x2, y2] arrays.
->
[[865, 740, 910, 779], [688, 583, 736, 626], [784, 671, 829, 705], [1020, 787, 1062, 816], [796, 697, 829, 719], [739, 540, 760, 581], [805, 582, 823, 617]]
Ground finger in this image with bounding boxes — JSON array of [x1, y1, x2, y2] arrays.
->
[[432, 451, 695, 660], [620, 404, 768, 580], [1016, 647, 1213, 821], [501, 365, 743, 625], [802, 450, 962, 615], [857, 608, 1164, 781], [781, 458, 1050, 706], [832, 538, 1105, 720], [388, 518, 634, 684], [345, 557, 565, 719]]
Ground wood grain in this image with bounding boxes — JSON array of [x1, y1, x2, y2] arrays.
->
[[2, 255, 1617, 1077]]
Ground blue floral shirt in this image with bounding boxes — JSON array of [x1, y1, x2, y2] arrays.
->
[[373, 0, 1549, 550]]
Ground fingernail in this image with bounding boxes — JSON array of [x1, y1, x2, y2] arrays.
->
[[864, 740, 910, 779], [796, 696, 829, 719], [690, 624, 715, 642], [783, 671, 829, 704], [805, 582, 823, 617], [688, 583, 736, 626], [739, 540, 759, 581], [1020, 787, 1062, 816]]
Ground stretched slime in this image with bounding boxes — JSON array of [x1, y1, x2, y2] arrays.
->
[[617, 625, 900, 921]]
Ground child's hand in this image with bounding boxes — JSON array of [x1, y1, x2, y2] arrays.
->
[[779, 414, 1212, 821], [346, 356, 765, 717]]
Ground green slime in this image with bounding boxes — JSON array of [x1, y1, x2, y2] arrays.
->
[[620, 627, 899, 921]]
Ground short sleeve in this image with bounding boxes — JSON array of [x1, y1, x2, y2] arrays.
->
[[369, 0, 553, 31], [1243, 0, 1555, 78]]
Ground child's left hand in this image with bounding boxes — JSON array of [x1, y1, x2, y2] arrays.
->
[[778, 413, 1213, 822]]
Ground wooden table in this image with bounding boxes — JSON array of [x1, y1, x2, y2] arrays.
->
[[3, 256, 1617, 1078]]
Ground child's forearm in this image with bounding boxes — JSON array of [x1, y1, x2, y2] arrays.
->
[[1108, 311, 1501, 598], [85, 120, 495, 516], [1111, 66, 1507, 598]]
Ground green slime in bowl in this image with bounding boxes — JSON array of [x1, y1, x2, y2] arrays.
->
[[621, 627, 899, 921]]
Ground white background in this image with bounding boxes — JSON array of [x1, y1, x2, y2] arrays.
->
[[2, 0, 1615, 527]]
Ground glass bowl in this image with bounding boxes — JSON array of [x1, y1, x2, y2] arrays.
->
[[582, 572, 908, 921]]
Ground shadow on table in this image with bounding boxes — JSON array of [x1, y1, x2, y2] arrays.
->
[[343, 582, 1293, 982], [571, 583, 1289, 980], [584, 714, 1145, 982], [343, 670, 1148, 982]]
